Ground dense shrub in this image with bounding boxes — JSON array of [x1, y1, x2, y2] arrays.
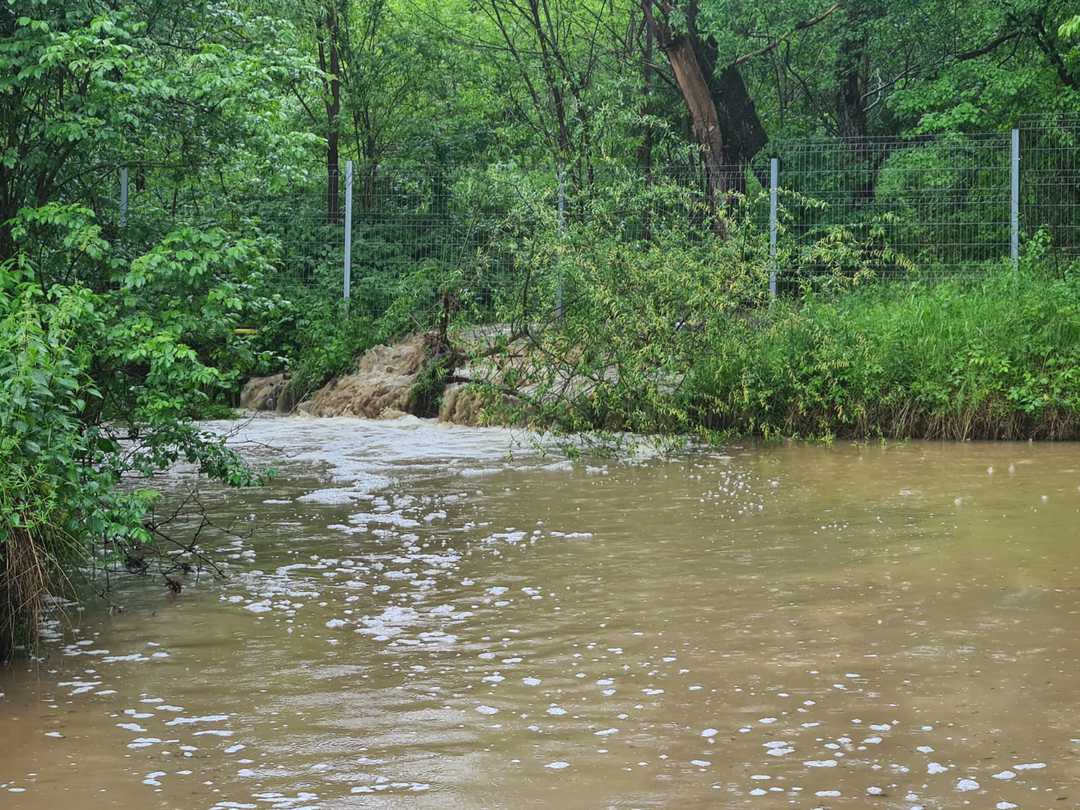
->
[[0, 226, 276, 658]]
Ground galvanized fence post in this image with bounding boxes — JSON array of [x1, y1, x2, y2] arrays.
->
[[1010, 128, 1020, 269], [119, 167, 128, 227], [343, 160, 353, 314], [769, 157, 779, 298]]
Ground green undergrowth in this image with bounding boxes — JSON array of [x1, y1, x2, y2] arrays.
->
[[279, 308, 382, 405], [505, 261, 1080, 441], [691, 267, 1080, 440]]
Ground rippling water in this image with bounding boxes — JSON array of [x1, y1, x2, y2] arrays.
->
[[1, 415, 1079, 809]]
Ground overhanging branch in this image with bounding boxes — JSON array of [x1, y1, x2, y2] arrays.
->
[[731, 2, 841, 68]]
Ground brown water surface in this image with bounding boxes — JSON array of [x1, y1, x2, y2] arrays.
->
[[1, 416, 1079, 809]]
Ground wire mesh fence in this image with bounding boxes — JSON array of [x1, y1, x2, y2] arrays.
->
[[108, 116, 1080, 324], [771, 133, 1013, 283], [1021, 115, 1080, 262]]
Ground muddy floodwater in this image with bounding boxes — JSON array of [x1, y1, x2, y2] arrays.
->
[[2, 417, 1080, 809]]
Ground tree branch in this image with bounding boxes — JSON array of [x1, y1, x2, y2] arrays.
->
[[730, 2, 841, 68]]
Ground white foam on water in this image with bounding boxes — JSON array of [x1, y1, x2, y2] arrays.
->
[[165, 715, 230, 726], [357, 605, 420, 640], [348, 512, 420, 529], [298, 485, 387, 505], [764, 741, 794, 757], [199, 416, 539, 485]]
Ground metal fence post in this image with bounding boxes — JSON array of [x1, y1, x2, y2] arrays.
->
[[769, 157, 779, 297], [343, 160, 353, 313], [119, 167, 128, 227], [1010, 128, 1019, 269]]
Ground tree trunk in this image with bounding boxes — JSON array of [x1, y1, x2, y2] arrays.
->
[[833, 5, 890, 202], [638, 13, 654, 239], [643, 0, 767, 218], [662, 34, 734, 209], [318, 5, 342, 224], [835, 32, 868, 140]]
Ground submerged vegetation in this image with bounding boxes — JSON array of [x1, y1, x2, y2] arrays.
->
[[1, 0, 1079, 654]]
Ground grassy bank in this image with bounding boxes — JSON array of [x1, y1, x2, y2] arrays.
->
[[500, 262, 1080, 441], [690, 268, 1079, 439]]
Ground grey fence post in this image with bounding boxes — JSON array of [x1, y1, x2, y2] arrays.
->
[[1010, 128, 1019, 269], [119, 167, 128, 227], [769, 157, 779, 297], [343, 160, 353, 313]]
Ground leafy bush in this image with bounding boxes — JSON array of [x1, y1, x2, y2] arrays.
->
[[0, 279, 155, 655], [0, 221, 279, 657], [282, 304, 380, 404]]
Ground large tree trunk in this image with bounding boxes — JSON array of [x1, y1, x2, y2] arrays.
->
[[711, 63, 769, 187], [642, 0, 767, 216]]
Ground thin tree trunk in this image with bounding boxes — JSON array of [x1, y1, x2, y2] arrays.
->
[[318, 5, 342, 224], [638, 13, 654, 239]]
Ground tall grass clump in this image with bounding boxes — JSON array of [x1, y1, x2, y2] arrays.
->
[[687, 264, 1080, 439]]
